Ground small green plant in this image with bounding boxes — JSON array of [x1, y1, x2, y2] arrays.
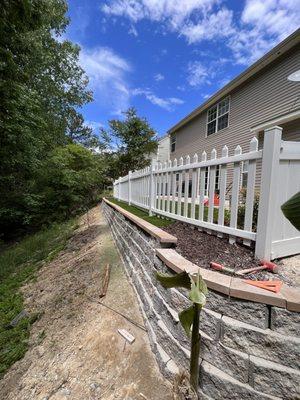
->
[[281, 191, 300, 231], [156, 270, 208, 392]]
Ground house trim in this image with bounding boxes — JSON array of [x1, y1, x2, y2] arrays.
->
[[250, 109, 300, 133], [168, 29, 300, 135]]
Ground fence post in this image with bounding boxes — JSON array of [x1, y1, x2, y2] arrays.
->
[[118, 178, 121, 201], [255, 126, 282, 261], [128, 171, 132, 205], [149, 160, 155, 216]]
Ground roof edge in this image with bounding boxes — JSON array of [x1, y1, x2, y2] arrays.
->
[[168, 28, 300, 134]]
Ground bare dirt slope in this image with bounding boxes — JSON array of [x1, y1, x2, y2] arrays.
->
[[0, 206, 173, 400]]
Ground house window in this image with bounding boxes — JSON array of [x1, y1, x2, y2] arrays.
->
[[242, 161, 248, 187], [207, 97, 230, 136], [170, 134, 176, 152]]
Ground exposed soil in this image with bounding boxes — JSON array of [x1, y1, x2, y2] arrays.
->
[[163, 222, 300, 287], [0, 207, 173, 400]]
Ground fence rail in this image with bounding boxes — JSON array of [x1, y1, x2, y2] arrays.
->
[[114, 126, 300, 261]]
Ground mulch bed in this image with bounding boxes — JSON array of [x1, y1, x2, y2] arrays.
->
[[162, 222, 270, 281]]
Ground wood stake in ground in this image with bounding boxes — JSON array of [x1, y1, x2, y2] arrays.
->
[[100, 264, 111, 298]]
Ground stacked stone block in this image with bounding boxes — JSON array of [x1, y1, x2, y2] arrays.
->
[[102, 201, 300, 400]]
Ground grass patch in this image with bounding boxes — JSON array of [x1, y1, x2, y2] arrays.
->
[[107, 198, 174, 227], [108, 197, 258, 232], [107, 197, 230, 227], [0, 219, 77, 378]]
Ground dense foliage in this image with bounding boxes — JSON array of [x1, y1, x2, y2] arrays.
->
[[100, 108, 158, 180], [0, 1, 157, 240], [0, 0, 98, 238]]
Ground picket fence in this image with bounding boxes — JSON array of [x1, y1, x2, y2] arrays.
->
[[113, 126, 300, 261]]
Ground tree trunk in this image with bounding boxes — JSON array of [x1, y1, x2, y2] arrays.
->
[[190, 303, 200, 392]]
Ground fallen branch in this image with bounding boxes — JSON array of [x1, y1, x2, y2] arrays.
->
[[100, 264, 111, 298]]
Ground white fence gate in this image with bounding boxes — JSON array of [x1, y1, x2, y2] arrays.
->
[[113, 126, 300, 261]]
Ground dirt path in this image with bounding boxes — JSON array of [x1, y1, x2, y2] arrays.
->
[[0, 207, 173, 400]]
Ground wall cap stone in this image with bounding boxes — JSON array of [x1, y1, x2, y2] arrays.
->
[[104, 198, 299, 311], [103, 198, 177, 245], [156, 248, 299, 310]]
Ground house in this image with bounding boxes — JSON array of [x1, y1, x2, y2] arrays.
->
[[150, 134, 170, 164], [168, 29, 300, 194]]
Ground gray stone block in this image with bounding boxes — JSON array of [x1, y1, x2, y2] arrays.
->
[[206, 290, 269, 329], [200, 333, 249, 383], [200, 361, 281, 400], [153, 318, 190, 370], [271, 307, 300, 337], [221, 316, 300, 369], [249, 355, 300, 400], [169, 290, 221, 340]]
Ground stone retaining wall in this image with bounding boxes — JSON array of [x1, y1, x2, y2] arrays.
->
[[102, 200, 300, 400]]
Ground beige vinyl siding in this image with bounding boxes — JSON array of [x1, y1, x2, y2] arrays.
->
[[171, 46, 300, 191], [282, 119, 300, 141]]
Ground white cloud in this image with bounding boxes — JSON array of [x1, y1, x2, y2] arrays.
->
[[102, 0, 219, 28], [132, 88, 184, 111], [128, 25, 138, 37], [80, 47, 131, 115], [181, 8, 234, 43], [230, 0, 300, 64], [154, 73, 165, 81], [102, 0, 300, 67], [187, 62, 211, 87], [242, 0, 300, 40]]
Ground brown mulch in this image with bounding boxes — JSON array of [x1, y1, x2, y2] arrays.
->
[[163, 221, 260, 270], [163, 222, 299, 287], [163, 222, 271, 281]]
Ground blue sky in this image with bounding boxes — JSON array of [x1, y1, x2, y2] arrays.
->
[[65, 0, 299, 137]]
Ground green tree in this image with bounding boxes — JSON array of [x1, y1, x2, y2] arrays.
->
[[100, 108, 158, 179], [0, 0, 96, 237], [31, 144, 107, 225]]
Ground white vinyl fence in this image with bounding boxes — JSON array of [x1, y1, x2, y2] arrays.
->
[[113, 126, 300, 261]]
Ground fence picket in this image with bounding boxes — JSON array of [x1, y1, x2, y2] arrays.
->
[[243, 137, 258, 246], [184, 155, 190, 217], [208, 149, 217, 225], [217, 145, 228, 237], [171, 159, 177, 213], [198, 151, 207, 223], [162, 164, 166, 212], [112, 134, 297, 258], [177, 157, 184, 216], [191, 153, 198, 219], [229, 145, 242, 244], [166, 160, 172, 213]]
